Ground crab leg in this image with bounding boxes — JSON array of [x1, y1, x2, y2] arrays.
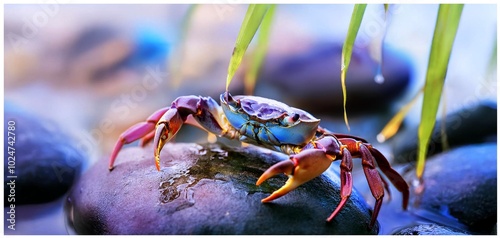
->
[[326, 147, 353, 222], [109, 107, 169, 170], [109, 95, 228, 171], [359, 144, 385, 229], [139, 130, 156, 147], [378, 170, 392, 201], [369, 147, 409, 210]]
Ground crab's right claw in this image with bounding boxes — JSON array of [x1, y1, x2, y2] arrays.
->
[[256, 149, 334, 203], [152, 108, 184, 171]]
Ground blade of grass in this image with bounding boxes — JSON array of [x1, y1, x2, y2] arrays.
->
[[244, 4, 276, 95], [341, 4, 367, 131], [487, 35, 497, 76], [377, 87, 423, 143], [226, 4, 271, 91], [170, 5, 198, 88], [417, 4, 463, 179]]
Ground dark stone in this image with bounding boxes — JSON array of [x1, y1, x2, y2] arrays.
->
[[255, 42, 413, 115], [393, 223, 469, 235], [66, 143, 378, 235], [4, 102, 85, 205], [392, 100, 497, 164], [404, 143, 497, 234]]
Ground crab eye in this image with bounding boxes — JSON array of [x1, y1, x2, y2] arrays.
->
[[281, 113, 300, 126]]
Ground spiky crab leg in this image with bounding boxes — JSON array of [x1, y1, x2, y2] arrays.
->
[[108, 95, 227, 171], [257, 135, 409, 229]]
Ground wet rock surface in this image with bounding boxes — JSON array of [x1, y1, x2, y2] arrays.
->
[[66, 143, 378, 235], [393, 223, 470, 235], [392, 100, 497, 164], [404, 143, 497, 234], [256, 42, 413, 115], [4, 103, 85, 205]]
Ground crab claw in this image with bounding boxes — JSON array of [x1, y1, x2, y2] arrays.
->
[[153, 123, 168, 171], [256, 149, 334, 203], [152, 108, 183, 171]]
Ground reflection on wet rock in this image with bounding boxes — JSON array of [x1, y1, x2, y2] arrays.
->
[[404, 143, 497, 234], [66, 143, 378, 235], [393, 223, 469, 235]]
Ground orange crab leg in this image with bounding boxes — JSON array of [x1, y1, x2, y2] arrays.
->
[[257, 149, 334, 202]]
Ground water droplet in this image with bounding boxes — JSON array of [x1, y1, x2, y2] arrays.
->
[[374, 74, 385, 84], [376, 134, 386, 143]]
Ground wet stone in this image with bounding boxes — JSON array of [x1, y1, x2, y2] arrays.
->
[[404, 143, 497, 234], [393, 223, 470, 235], [255, 42, 413, 115], [4, 102, 85, 205], [392, 100, 497, 164], [66, 143, 378, 235]]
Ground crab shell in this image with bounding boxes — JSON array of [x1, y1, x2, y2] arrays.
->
[[220, 93, 321, 147]]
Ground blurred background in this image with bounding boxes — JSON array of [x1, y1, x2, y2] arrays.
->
[[3, 4, 497, 235]]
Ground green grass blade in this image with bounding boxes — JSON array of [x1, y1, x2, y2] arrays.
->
[[487, 35, 497, 75], [170, 5, 198, 88], [341, 4, 367, 130], [244, 4, 276, 95], [226, 4, 271, 91], [417, 4, 463, 179]]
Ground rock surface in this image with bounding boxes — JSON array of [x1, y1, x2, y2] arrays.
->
[[393, 223, 470, 235], [404, 143, 497, 234], [255, 42, 413, 115], [4, 103, 85, 205], [66, 143, 378, 235], [392, 100, 497, 164]]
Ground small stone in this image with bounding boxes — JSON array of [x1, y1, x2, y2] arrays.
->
[[4, 102, 85, 205], [393, 223, 469, 235], [392, 100, 497, 164], [255, 42, 413, 115], [66, 143, 378, 235], [404, 143, 497, 234]]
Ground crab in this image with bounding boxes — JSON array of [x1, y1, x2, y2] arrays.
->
[[108, 92, 409, 229]]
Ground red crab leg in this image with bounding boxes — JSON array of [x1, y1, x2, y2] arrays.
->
[[378, 170, 392, 201], [359, 144, 385, 229], [369, 147, 409, 210], [326, 147, 353, 222], [108, 107, 169, 171]]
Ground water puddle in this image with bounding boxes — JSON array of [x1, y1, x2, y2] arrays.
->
[[157, 143, 283, 206], [158, 144, 230, 205]]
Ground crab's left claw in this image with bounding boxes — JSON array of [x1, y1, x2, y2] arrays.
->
[[256, 149, 334, 202]]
